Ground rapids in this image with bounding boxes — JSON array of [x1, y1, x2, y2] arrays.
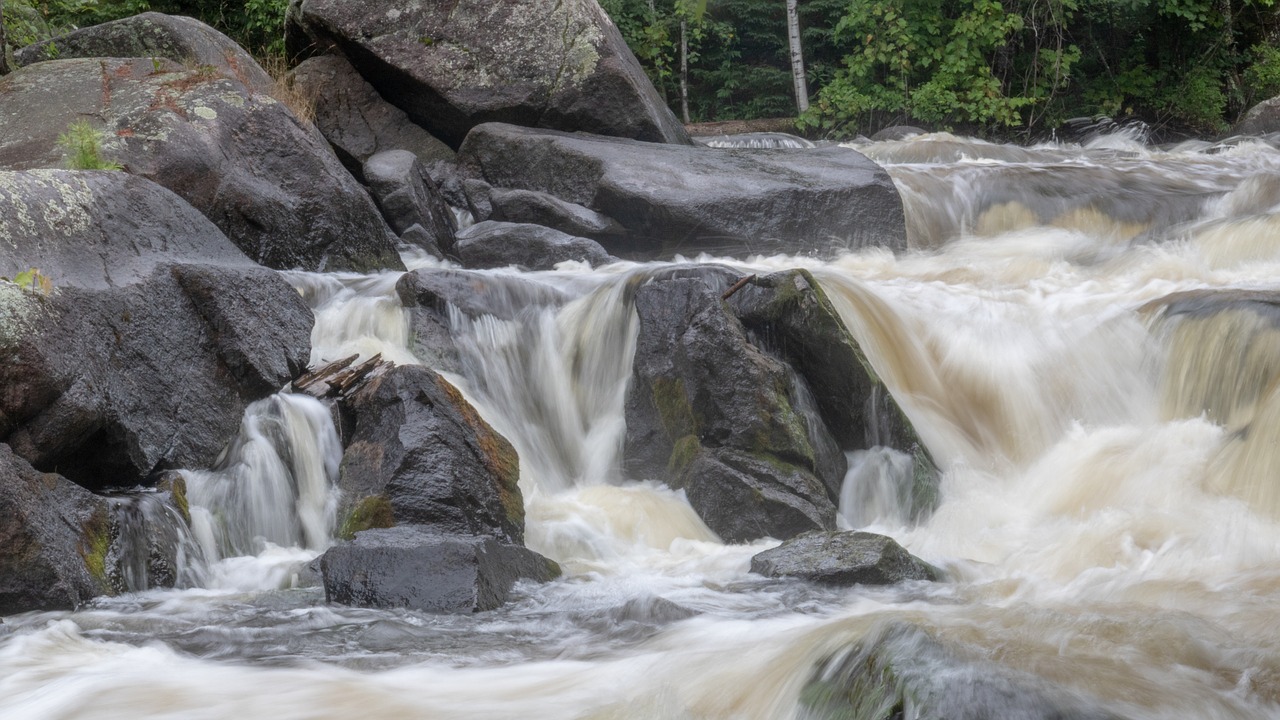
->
[[3, 131, 1280, 719]]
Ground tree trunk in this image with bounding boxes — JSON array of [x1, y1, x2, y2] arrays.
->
[[786, 0, 809, 113], [680, 18, 690, 123], [0, 0, 11, 77]]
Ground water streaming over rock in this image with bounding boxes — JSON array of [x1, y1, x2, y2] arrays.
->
[[3, 132, 1280, 719]]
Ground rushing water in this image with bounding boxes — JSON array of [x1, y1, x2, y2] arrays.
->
[[4, 132, 1280, 719]]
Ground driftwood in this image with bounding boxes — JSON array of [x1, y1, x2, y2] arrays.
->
[[292, 353, 393, 398], [721, 274, 756, 300]]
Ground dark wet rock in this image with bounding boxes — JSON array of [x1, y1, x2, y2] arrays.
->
[[801, 623, 1127, 720], [870, 125, 929, 142], [0, 263, 312, 491], [751, 530, 939, 586], [729, 269, 939, 516], [288, 54, 454, 177], [462, 178, 494, 221], [287, 0, 689, 147], [488, 187, 626, 242], [624, 274, 842, 541], [0, 443, 108, 614], [398, 224, 445, 260], [335, 365, 525, 544], [362, 149, 457, 255], [102, 486, 195, 594], [0, 57, 402, 272], [454, 220, 611, 270], [15, 12, 274, 94], [0, 170, 253, 290], [458, 123, 906, 260], [319, 525, 560, 613]]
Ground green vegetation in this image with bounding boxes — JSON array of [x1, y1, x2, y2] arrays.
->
[[56, 120, 121, 170]]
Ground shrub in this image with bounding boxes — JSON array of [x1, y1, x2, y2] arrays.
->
[[56, 120, 122, 171]]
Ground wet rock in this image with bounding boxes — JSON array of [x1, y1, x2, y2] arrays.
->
[[624, 274, 842, 541], [363, 150, 457, 255], [3, 266, 312, 490], [488, 187, 626, 242], [458, 123, 906, 260], [750, 530, 939, 586], [0, 443, 108, 614], [319, 525, 560, 613], [801, 623, 1127, 720], [15, 12, 274, 94], [394, 268, 568, 372], [335, 365, 525, 544], [102, 486, 196, 593], [287, 0, 689, 147], [462, 178, 494, 222], [288, 54, 454, 177], [0, 170, 253, 290], [454, 220, 611, 270], [1232, 97, 1280, 136], [870, 125, 929, 142], [728, 269, 938, 515], [0, 57, 402, 272]]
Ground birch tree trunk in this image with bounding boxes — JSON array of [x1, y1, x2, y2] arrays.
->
[[680, 18, 690, 123], [786, 0, 809, 113]]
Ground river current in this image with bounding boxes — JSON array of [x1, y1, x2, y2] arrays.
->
[[2, 131, 1279, 719]]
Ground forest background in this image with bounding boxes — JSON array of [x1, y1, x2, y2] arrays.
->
[[3, 0, 1280, 138]]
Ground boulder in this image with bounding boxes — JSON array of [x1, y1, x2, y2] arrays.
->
[[335, 365, 525, 544], [362, 149, 456, 255], [1, 264, 312, 491], [803, 623, 1127, 720], [750, 530, 939, 586], [728, 269, 938, 516], [0, 57, 402, 272], [0, 170, 253, 290], [624, 273, 843, 541], [870, 125, 929, 142], [15, 12, 275, 94], [100, 483, 195, 594], [287, 54, 454, 176], [394, 268, 568, 372], [319, 525, 560, 613], [0, 443, 108, 614], [458, 123, 907, 259], [287, 0, 689, 147], [454, 220, 611, 270], [1232, 97, 1280, 136], [488, 187, 626, 242]]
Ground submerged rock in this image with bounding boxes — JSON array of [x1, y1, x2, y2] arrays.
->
[[335, 365, 524, 544], [458, 123, 906, 259], [0, 57, 402, 272], [15, 12, 275, 94], [454, 220, 611, 270], [624, 273, 843, 541], [750, 530, 939, 586], [287, 0, 689, 147], [0, 444, 108, 614], [287, 54, 454, 176], [319, 525, 560, 613], [801, 623, 1127, 720]]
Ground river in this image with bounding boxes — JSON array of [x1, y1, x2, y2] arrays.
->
[[2, 130, 1278, 719]]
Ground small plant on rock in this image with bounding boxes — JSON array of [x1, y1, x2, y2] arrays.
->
[[56, 120, 122, 171]]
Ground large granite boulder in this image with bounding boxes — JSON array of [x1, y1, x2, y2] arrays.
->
[[750, 530, 939, 586], [362, 149, 456, 257], [458, 123, 907, 259], [320, 525, 560, 613], [0, 57, 402, 272], [288, 54, 454, 177], [334, 365, 525, 544], [624, 272, 844, 542], [454, 220, 611, 270], [1232, 96, 1280, 136], [0, 443, 108, 614], [0, 171, 313, 490], [487, 187, 627, 242], [15, 12, 274, 94], [287, 0, 689, 147]]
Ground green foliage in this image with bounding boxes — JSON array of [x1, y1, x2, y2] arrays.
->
[[56, 120, 121, 171], [3, 268, 53, 295]]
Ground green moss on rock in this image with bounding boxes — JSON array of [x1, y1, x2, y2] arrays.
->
[[338, 494, 396, 541]]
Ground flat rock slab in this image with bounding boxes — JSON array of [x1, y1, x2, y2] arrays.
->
[[320, 526, 560, 613], [750, 530, 939, 585], [458, 123, 906, 259]]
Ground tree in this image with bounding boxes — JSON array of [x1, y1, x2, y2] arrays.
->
[[1, 0, 10, 76], [785, 0, 808, 112]]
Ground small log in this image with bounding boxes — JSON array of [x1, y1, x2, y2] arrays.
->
[[721, 274, 756, 300], [325, 354, 388, 397], [292, 353, 359, 396]]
